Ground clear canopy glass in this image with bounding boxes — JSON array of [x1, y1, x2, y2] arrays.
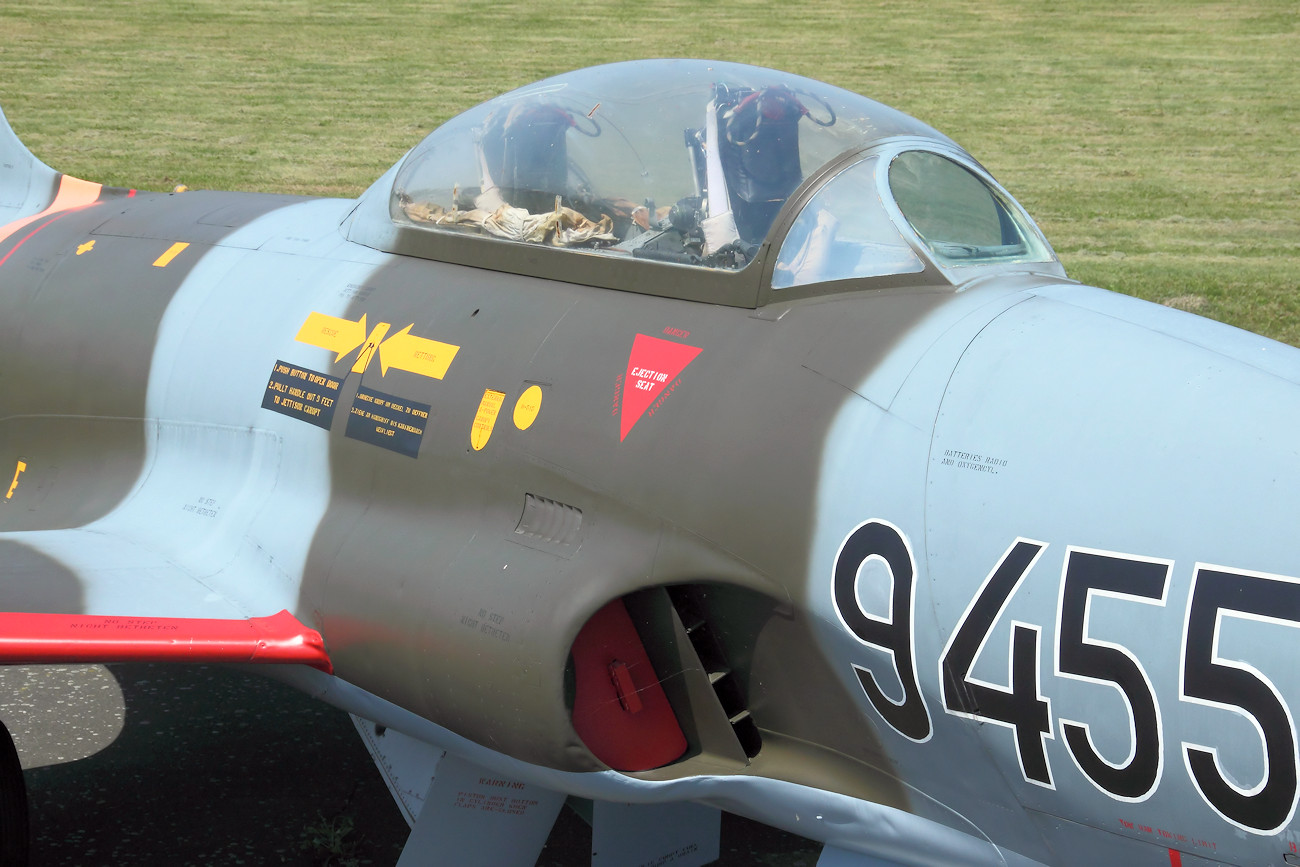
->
[[773, 156, 924, 289], [888, 151, 1054, 268], [389, 59, 953, 272], [772, 150, 1055, 288]]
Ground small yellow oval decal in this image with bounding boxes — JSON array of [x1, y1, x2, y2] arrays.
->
[[471, 389, 506, 451], [513, 385, 543, 430]]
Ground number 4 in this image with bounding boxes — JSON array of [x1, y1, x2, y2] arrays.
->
[[939, 539, 1054, 787]]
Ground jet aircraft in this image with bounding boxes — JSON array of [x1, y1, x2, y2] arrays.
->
[[2, 59, 1299, 866]]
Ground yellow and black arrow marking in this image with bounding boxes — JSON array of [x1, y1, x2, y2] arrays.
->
[[294, 312, 459, 380]]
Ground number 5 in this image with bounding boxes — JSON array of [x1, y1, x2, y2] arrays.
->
[[1055, 548, 1169, 802], [1180, 565, 1300, 833]]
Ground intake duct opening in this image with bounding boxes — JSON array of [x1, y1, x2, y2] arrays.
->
[[570, 584, 768, 773]]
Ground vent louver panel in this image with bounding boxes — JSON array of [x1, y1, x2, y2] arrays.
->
[[666, 586, 762, 758], [515, 493, 583, 546]]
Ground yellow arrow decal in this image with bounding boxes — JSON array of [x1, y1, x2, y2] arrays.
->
[[295, 312, 369, 362], [352, 321, 391, 374], [379, 324, 460, 380]]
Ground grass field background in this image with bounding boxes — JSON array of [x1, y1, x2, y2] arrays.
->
[[2, 1, 1296, 341]]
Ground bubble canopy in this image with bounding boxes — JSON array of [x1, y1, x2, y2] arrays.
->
[[370, 60, 1061, 306]]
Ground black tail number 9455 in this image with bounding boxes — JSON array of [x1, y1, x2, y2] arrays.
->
[[831, 524, 1300, 835]]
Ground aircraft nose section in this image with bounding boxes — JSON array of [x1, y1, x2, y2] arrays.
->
[[929, 286, 1300, 574], [919, 285, 1300, 842]]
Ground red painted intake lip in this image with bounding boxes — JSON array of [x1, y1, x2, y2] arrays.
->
[[570, 597, 687, 771]]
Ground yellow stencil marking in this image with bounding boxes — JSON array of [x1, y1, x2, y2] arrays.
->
[[471, 390, 506, 451], [292, 312, 461, 379], [76, 240, 95, 256], [152, 241, 190, 268], [296, 312, 369, 361], [379, 324, 460, 380], [513, 386, 543, 431], [350, 322, 391, 374], [5, 461, 26, 500]]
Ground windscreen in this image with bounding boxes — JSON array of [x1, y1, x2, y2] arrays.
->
[[888, 151, 1054, 268], [773, 156, 924, 289]]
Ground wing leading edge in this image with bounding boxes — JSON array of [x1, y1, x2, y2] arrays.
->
[[0, 609, 331, 672], [0, 524, 331, 672]]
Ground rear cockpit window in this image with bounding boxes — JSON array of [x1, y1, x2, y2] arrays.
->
[[389, 60, 949, 273], [888, 151, 1052, 268], [773, 157, 923, 289]]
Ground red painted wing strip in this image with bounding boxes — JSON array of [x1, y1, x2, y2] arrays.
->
[[0, 610, 332, 673]]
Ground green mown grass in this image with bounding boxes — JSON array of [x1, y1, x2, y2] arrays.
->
[[2, 0, 1295, 340]]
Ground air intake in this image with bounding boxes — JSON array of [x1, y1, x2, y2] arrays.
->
[[666, 586, 762, 758]]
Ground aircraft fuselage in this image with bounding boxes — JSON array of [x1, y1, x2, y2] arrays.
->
[[5, 182, 1300, 867]]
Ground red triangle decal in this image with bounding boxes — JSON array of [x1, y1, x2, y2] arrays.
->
[[619, 334, 702, 441]]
